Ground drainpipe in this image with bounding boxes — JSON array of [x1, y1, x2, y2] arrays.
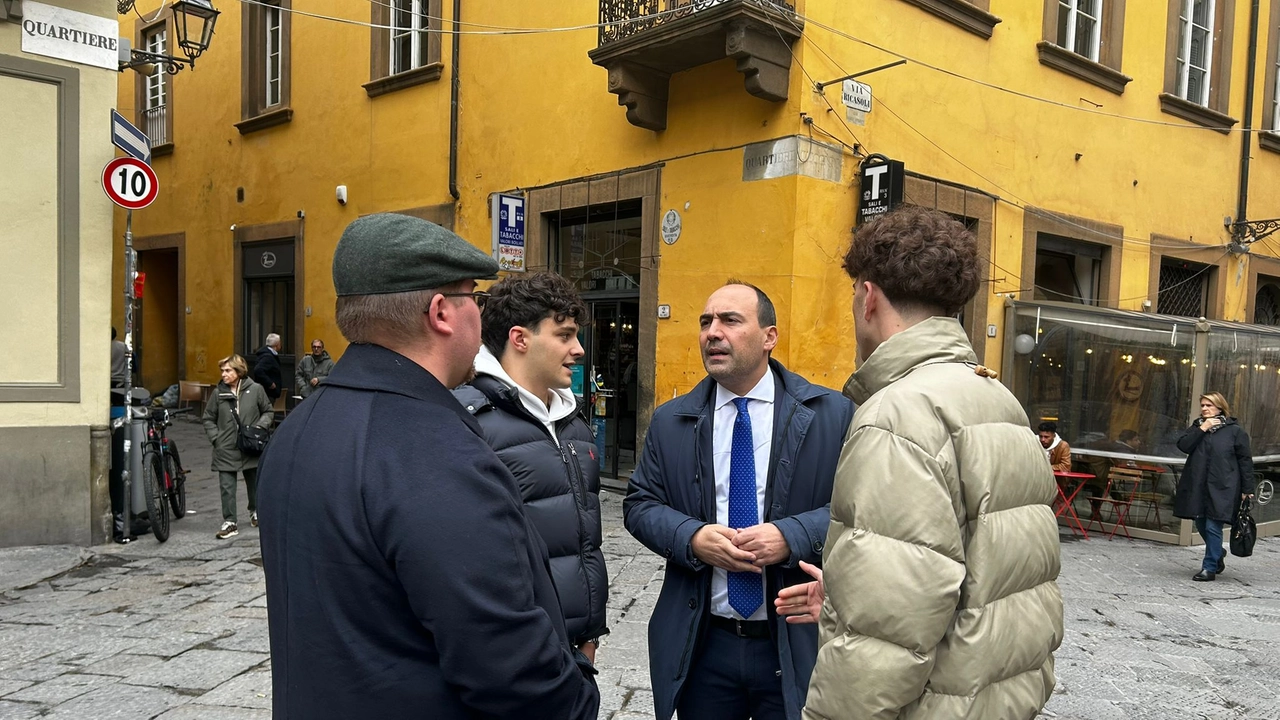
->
[[1237, 0, 1261, 225], [448, 0, 461, 201]]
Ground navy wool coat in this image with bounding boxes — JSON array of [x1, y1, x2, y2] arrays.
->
[[256, 343, 599, 720], [624, 360, 854, 720]]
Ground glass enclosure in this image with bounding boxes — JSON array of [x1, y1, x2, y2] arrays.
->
[[1005, 301, 1280, 540]]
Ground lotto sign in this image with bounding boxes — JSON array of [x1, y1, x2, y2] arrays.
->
[[102, 157, 159, 210]]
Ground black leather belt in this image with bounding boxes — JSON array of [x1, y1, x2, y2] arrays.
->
[[709, 614, 770, 638]]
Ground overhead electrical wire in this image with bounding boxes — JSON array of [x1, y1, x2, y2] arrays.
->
[[231, 0, 1272, 136]]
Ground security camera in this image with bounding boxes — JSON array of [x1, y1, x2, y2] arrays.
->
[[336, 185, 348, 205]]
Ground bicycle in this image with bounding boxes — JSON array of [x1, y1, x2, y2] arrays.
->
[[141, 407, 191, 542]]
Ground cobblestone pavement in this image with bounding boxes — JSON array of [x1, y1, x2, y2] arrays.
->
[[2, 419, 1280, 719]]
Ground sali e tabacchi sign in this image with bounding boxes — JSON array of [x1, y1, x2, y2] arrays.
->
[[21, 2, 120, 71]]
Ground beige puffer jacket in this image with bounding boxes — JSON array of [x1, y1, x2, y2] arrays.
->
[[804, 318, 1063, 720]]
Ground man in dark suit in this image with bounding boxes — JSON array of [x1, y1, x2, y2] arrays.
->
[[625, 281, 854, 720], [257, 214, 599, 720], [252, 333, 283, 401]]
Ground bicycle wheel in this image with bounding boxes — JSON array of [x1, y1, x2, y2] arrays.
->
[[166, 453, 186, 518], [143, 452, 170, 542]]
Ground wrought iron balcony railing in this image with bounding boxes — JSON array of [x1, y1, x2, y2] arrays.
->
[[598, 0, 796, 46], [142, 104, 169, 147]]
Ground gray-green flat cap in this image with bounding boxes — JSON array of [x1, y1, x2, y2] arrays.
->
[[332, 213, 498, 296]]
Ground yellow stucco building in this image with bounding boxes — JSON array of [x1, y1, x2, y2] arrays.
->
[[3, 0, 118, 545], [115, 0, 1280, 494]]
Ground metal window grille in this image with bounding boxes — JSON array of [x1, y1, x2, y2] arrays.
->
[[1176, 0, 1215, 106], [1257, 283, 1280, 325], [1157, 260, 1210, 317], [598, 0, 795, 45], [265, 5, 282, 107], [1058, 0, 1102, 62]]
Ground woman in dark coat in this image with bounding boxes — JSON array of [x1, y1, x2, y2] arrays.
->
[[203, 354, 273, 540], [1174, 391, 1255, 582]]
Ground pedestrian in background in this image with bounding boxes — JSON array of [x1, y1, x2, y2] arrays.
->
[[203, 354, 273, 539], [253, 333, 283, 401], [454, 271, 608, 663], [1175, 391, 1255, 582], [783, 206, 1062, 719], [256, 214, 599, 720], [294, 338, 333, 399], [625, 280, 853, 720]]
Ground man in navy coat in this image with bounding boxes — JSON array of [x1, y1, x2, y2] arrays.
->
[[625, 281, 854, 720], [257, 214, 599, 720]]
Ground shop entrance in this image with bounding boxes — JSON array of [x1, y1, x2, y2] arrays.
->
[[551, 199, 643, 481], [581, 298, 639, 480], [135, 248, 179, 394]]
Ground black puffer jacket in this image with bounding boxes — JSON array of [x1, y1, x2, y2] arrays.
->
[[1174, 415, 1255, 523], [454, 376, 609, 645]]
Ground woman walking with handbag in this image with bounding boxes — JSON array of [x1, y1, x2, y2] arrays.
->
[[1174, 391, 1255, 582], [203, 354, 275, 539]]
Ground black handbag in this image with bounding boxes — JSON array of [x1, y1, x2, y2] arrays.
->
[[1230, 498, 1256, 558], [227, 396, 270, 456]]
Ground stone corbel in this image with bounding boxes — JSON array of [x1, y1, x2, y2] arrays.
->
[[606, 62, 670, 132], [725, 20, 792, 102], [2, 0, 23, 23]]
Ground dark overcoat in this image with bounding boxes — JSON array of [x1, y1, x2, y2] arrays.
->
[[252, 346, 282, 400], [256, 343, 599, 720], [1174, 416, 1255, 523], [623, 360, 854, 720], [454, 375, 609, 646]]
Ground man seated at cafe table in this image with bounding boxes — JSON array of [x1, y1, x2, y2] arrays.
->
[[1038, 421, 1072, 473]]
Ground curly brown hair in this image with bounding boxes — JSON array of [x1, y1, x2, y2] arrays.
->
[[843, 206, 980, 315], [481, 271, 589, 357]]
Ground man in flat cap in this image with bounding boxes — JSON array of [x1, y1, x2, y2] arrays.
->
[[257, 214, 600, 720]]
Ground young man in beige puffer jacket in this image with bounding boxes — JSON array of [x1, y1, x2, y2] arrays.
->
[[779, 206, 1063, 720]]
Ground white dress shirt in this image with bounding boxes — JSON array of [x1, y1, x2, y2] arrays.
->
[[710, 369, 774, 621]]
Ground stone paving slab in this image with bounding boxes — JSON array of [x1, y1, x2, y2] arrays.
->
[[3, 420, 1280, 718], [0, 546, 91, 595]]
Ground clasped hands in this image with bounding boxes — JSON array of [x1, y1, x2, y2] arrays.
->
[[691, 522, 789, 572]]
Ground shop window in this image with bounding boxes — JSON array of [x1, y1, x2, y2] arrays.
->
[[550, 200, 643, 294], [1034, 234, 1105, 306], [366, 0, 442, 97], [1157, 258, 1212, 317], [1256, 281, 1280, 325], [1160, 0, 1237, 131], [236, 0, 292, 133]]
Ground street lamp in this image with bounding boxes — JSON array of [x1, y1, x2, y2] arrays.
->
[[171, 0, 219, 64], [118, 0, 220, 74]]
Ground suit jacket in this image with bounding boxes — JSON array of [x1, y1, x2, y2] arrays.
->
[[624, 359, 853, 720]]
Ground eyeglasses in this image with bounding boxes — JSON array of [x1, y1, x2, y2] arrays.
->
[[435, 290, 491, 310]]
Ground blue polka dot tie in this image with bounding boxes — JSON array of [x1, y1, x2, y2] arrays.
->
[[728, 397, 762, 619]]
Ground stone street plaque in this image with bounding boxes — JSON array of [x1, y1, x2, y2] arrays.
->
[[742, 136, 843, 184]]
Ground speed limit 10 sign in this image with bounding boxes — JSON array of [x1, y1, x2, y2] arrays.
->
[[102, 157, 159, 210]]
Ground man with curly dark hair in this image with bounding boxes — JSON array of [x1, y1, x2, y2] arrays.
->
[[776, 206, 1063, 719], [454, 271, 609, 663]]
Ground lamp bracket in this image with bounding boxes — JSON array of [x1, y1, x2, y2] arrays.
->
[[1226, 217, 1280, 244]]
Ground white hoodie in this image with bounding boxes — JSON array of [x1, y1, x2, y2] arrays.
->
[[472, 346, 579, 445]]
